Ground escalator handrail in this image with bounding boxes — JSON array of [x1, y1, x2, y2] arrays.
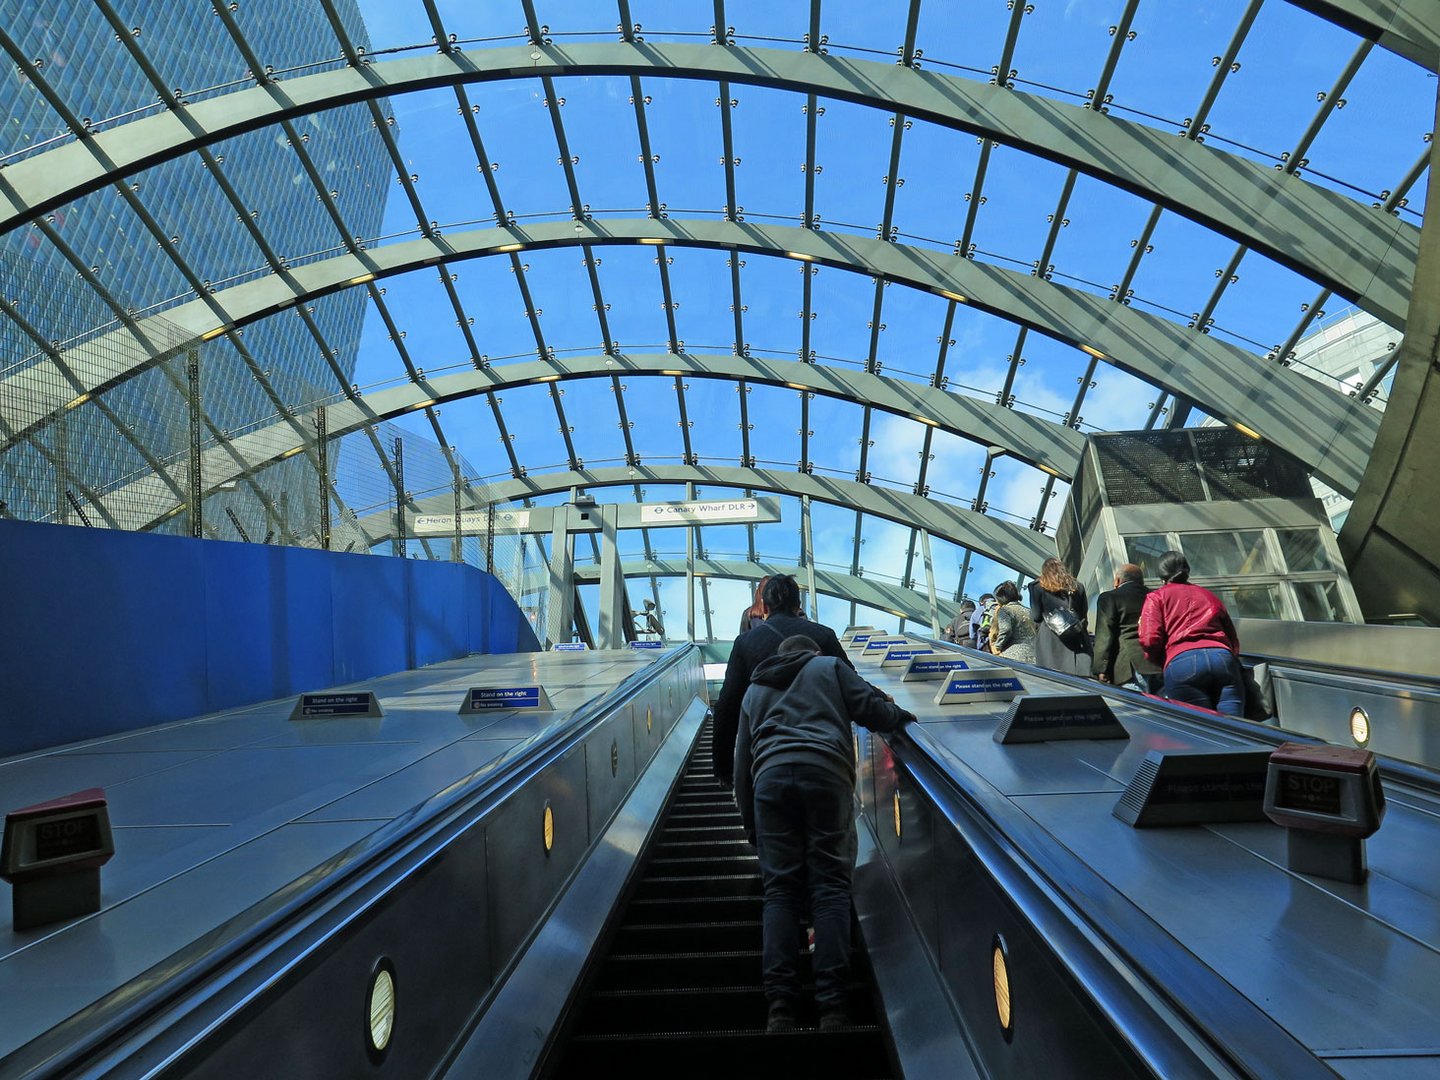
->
[[882, 720, 1336, 1079], [919, 637, 1440, 795], [6, 645, 699, 1079]]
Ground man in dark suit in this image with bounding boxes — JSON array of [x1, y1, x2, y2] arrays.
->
[[710, 574, 852, 788], [1092, 563, 1163, 693]]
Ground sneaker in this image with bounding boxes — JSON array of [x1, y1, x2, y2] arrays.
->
[[766, 1000, 797, 1034], [819, 1008, 849, 1033]]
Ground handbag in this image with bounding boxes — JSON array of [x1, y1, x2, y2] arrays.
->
[[1041, 599, 1087, 649]]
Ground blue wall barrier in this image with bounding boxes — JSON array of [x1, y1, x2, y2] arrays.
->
[[0, 519, 540, 756]]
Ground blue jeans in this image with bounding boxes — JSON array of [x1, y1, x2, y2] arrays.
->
[[753, 762, 857, 1009], [1163, 648, 1244, 717]]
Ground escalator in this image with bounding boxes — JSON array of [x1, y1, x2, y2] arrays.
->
[[550, 722, 896, 1078]]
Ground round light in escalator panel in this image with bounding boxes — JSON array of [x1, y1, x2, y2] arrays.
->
[[367, 962, 396, 1058], [992, 936, 1014, 1041], [1349, 706, 1371, 747], [543, 800, 555, 854]]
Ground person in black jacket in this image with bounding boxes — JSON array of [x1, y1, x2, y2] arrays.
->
[[1026, 557, 1094, 677], [710, 574, 851, 788], [1091, 563, 1163, 693], [734, 634, 914, 1033]]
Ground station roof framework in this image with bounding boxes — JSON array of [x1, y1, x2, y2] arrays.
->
[[0, 0, 1432, 635]]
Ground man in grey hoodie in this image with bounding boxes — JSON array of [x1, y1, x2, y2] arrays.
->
[[734, 634, 916, 1034]]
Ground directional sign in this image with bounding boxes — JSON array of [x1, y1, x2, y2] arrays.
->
[[862, 637, 910, 656], [881, 647, 934, 667], [845, 632, 875, 651], [552, 641, 589, 651], [414, 509, 530, 537], [628, 640, 666, 650], [638, 498, 764, 526], [935, 673, 1026, 706], [902, 656, 975, 681], [290, 691, 383, 720], [994, 694, 1128, 744], [461, 686, 553, 713]]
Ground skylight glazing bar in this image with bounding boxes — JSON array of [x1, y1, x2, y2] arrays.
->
[[1154, 35, 1376, 429]]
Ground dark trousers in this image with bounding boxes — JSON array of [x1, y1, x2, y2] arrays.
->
[[753, 763, 856, 1009], [1163, 647, 1245, 717]]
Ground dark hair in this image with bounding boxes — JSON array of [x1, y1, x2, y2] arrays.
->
[[979, 592, 995, 602], [958, 600, 976, 612], [778, 634, 820, 655], [1116, 563, 1144, 585], [763, 574, 802, 615], [1157, 550, 1190, 584], [994, 581, 1021, 604]]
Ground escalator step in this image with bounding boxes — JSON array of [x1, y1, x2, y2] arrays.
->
[[554, 1028, 892, 1079], [628, 896, 761, 923], [575, 984, 879, 1035], [573, 986, 766, 1035], [655, 839, 755, 860], [646, 855, 759, 878], [595, 950, 773, 991], [633, 874, 761, 901], [613, 920, 761, 954]]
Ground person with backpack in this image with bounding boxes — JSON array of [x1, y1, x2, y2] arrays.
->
[[711, 575, 851, 789], [970, 593, 996, 652], [733, 634, 915, 1033]]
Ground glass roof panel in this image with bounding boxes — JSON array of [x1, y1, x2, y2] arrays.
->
[[809, 97, 897, 235], [747, 383, 799, 468], [804, 393, 865, 478], [634, 77, 727, 215], [618, 376, 681, 463], [556, 76, 649, 213], [593, 247, 673, 349], [464, 81, 572, 219], [451, 258, 543, 364], [1103, 2, 1249, 128], [1304, 49, 1434, 206], [872, 287, 949, 384], [807, 267, 882, 366], [677, 378, 741, 463], [967, 146, 1076, 271], [736, 255, 801, 361], [1011, 2, 1131, 102], [552, 377, 625, 466], [1201, 3, 1360, 167], [1047, 177, 1157, 298], [481, 384, 557, 470], [666, 247, 744, 353], [730, 85, 808, 222]]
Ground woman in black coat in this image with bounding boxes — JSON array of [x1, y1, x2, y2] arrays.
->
[[1027, 557, 1094, 677]]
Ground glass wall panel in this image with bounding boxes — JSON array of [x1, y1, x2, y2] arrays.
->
[[1213, 583, 1283, 620], [1294, 580, 1347, 622], [1276, 528, 1332, 572], [1182, 530, 1272, 577], [1124, 534, 1170, 580]]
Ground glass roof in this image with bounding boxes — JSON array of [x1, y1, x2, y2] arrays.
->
[[0, 0, 1430, 640]]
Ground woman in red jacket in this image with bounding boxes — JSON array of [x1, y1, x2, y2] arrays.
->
[[1138, 550, 1245, 717]]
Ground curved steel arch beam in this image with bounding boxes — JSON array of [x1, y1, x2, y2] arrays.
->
[[18, 220, 1376, 493], [93, 352, 1083, 531], [0, 42, 1414, 327], [550, 557, 952, 627], [355, 464, 1057, 574], [1284, 0, 1440, 71]]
